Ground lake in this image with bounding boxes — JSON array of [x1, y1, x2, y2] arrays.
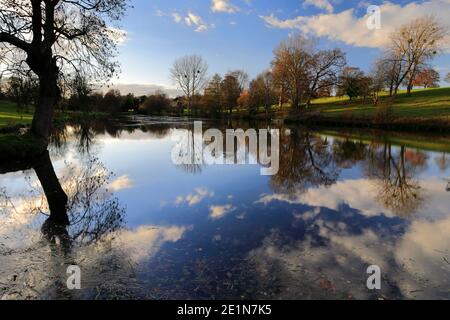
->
[[1, 116, 450, 299]]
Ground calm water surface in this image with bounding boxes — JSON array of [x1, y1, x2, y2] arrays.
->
[[1, 116, 450, 299]]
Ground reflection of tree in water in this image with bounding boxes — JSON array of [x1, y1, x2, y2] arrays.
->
[[435, 152, 449, 172], [1, 152, 125, 244], [0, 151, 127, 298], [173, 127, 204, 175], [366, 144, 425, 216], [270, 129, 339, 195], [60, 157, 125, 244], [332, 138, 367, 168]]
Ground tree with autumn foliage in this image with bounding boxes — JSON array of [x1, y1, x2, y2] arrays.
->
[[412, 68, 440, 88]]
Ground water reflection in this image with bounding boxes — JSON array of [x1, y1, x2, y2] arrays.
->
[[0, 149, 127, 298], [1, 118, 450, 299]]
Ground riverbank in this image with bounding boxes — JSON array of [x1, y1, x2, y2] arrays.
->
[[0, 100, 111, 163], [283, 88, 450, 132]]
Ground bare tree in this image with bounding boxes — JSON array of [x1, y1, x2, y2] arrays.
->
[[170, 55, 208, 114], [0, 0, 128, 140], [374, 53, 406, 96], [229, 69, 249, 91], [388, 15, 447, 94], [305, 48, 346, 107]]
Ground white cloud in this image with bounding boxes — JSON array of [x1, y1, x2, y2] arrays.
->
[[303, 0, 334, 13], [257, 177, 450, 220], [174, 187, 215, 206], [108, 27, 128, 45], [97, 83, 183, 98], [212, 0, 240, 13], [108, 175, 134, 192], [260, 0, 450, 50], [171, 11, 211, 32], [171, 12, 182, 23], [209, 204, 236, 219], [248, 212, 450, 299], [115, 225, 188, 262]]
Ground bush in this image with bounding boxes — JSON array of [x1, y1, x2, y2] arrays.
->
[[138, 92, 172, 115]]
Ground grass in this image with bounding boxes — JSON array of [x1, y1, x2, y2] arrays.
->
[[0, 100, 33, 128], [308, 87, 450, 120], [317, 128, 450, 154], [0, 133, 46, 161]]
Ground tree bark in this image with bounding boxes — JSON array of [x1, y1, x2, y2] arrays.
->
[[33, 150, 69, 226], [30, 64, 59, 140]]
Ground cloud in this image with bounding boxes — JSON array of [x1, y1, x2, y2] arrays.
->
[[115, 225, 188, 262], [257, 177, 450, 220], [174, 187, 215, 206], [212, 0, 240, 13], [171, 12, 182, 23], [97, 83, 183, 98], [209, 204, 236, 219], [172, 11, 212, 32], [108, 27, 128, 45], [108, 175, 134, 192], [303, 0, 334, 13], [248, 211, 450, 299], [260, 0, 450, 49]]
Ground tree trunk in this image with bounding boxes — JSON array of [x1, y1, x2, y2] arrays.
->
[[33, 150, 69, 226], [31, 68, 59, 141]]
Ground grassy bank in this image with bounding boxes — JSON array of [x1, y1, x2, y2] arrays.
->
[[0, 100, 111, 162], [0, 133, 46, 162], [313, 127, 450, 154], [0, 100, 33, 128], [285, 87, 450, 131]]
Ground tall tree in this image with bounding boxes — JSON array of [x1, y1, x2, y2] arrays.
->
[[272, 34, 314, 109], [249, 70, 276, 118], [203, 73, 223, 116], [221, 72, 241, 115], [229, 69, 249, 91], [374, 53, 406, 96], [305, 48, 346, 107], [7, 73, 39, 111], [0, 0, 128, 140], [338, 67, 365, 100], [170, 55, 208, 114], [388, 15, 447, 94]]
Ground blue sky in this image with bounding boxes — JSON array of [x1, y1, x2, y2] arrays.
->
[[114, 0, 450, 91]]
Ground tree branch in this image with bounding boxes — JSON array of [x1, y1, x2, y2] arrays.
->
[[0, 32, 31, 52]]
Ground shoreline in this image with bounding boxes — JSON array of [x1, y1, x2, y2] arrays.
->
[[282, 113, 450, 133]]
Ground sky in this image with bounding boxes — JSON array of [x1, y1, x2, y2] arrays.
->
[[112, 0, 450, 94]]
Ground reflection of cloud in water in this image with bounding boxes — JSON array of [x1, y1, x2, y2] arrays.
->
[[111, 225, 189, 262], [248, 209, 450, 299], [257, 177, 450, 219], [174, 187, 214, 206], [108, 175, 134, 192], [0, 223, 189, 299], [209, 204, 236, 220]]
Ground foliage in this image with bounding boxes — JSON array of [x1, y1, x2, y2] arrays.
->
[[138, 92, 172, 115]]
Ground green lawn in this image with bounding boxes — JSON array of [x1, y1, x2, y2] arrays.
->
[[309, 87, 450, 120], [0, 100, 33, 127]]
